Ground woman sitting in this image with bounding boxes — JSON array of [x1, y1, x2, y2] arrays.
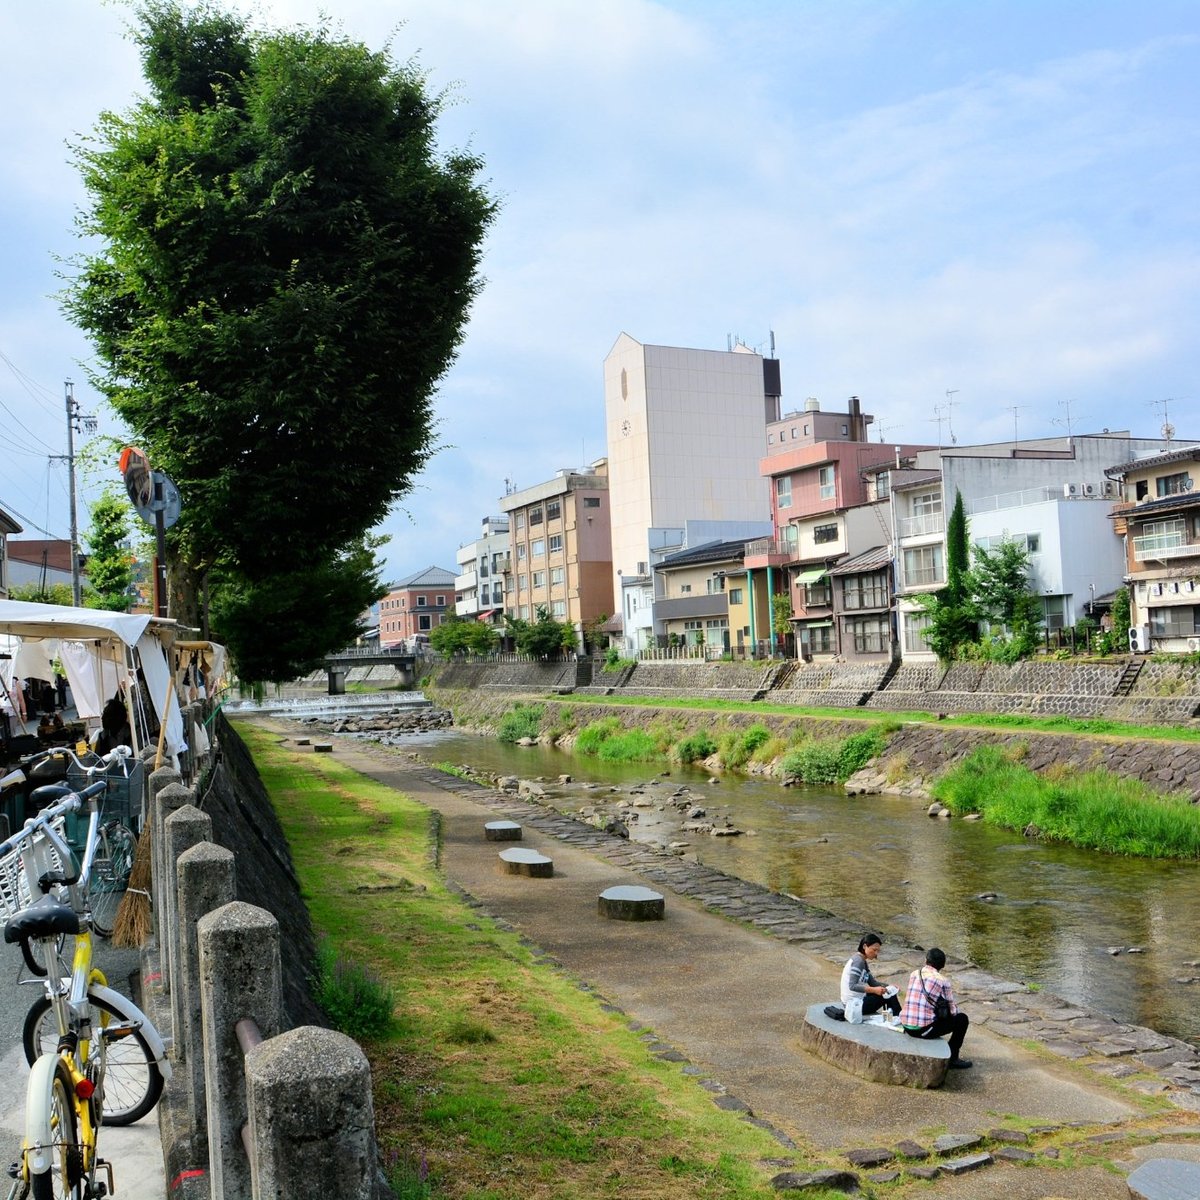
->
[[95, 697, 133, 756], [840, 932, 901, 1020]]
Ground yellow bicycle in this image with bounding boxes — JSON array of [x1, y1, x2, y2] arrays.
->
[[2, 749, 170, 1199]]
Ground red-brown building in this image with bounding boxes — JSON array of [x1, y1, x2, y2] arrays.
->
[[379, 566, 456, 649]]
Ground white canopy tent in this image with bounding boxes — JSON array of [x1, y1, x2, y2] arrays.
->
[[0, 600, 186, 758]]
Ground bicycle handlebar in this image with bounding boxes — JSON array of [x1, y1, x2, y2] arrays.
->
[[19, 743, 134, 776], [0, 779, 107, 861]]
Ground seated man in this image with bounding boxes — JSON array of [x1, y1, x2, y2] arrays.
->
[[900, 947, 971, 1069], [95, 697, 133, 755]]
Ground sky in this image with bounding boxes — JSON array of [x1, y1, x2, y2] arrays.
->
[[1, 0, 1198, 585]]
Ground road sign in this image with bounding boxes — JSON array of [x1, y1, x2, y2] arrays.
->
[[119, 446, 152, 510]]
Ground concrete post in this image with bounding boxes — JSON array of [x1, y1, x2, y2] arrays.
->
[[198, 902, 282, 1200], [176, 840, 233, 1153], [246, 1027, 378, 1199], [164, 807, 216, 1061], [148, 765, 181, 942], [154, 781, 194, 997]]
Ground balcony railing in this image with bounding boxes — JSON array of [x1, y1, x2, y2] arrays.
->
[[1133, 533, 1199, 562], [897, 513, 944, 538], [745, 537, 797, 560]]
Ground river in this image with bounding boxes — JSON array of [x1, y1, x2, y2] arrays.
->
[[369, 726, 1200, 1046]]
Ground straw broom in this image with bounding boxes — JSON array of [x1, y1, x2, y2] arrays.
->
[[111, 678, 175, 948]]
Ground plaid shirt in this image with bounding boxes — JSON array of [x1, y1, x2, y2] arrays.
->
[[901, 965, 957, 1029]]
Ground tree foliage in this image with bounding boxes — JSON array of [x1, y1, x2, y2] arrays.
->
[[83, 491, 133, 611], [429, 615, 497, 656], [506, 607, 575, 657], [914, 489, 978, 660], [65, 2, 495, 678], [9, 583, 75, 607]]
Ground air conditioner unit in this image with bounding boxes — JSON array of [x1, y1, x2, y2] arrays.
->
[[1082, 483, 1097, 496], [1188, 637, 1200, 653], [1102, 480, 1120, 498], [1129, 625, 1151, 653], [1062, 483, 1078, 497]]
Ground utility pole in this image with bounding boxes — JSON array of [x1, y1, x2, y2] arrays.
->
[[62, 381, 97, 606]]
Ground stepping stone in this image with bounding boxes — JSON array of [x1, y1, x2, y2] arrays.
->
[[598, 885, 665, 921], [498, 847, 553, 878], [313, 743, 333, 753], [1127, 1159, 1200, 1200], [941, 1152, 993, 1176], [484, 820, 522, 841], [293, 737, 310, 745]]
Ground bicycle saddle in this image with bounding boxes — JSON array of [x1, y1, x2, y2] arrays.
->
[[4, 893, 80, 943], [30, 782, 72, 812]]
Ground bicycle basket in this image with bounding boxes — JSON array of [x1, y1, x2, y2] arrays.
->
[[0, 818, 69, 923]]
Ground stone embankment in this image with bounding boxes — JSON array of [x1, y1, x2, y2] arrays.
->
[[296, 706, 452, 741]]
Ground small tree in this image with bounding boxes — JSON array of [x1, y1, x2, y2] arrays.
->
[[913, 490, 977, 661], [83, 491, 133, 611], [508, 607, 573, 658], [771, 592, 792, 650], [1111, 586, 1131, 642], [971, 536, 1040, 656], [430, 615, 497, 656], [10, 582, 74, 606]]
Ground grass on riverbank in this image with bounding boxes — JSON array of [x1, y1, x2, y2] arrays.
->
[[932, 746, 1200, 859], [235, 722, 812, 1200]]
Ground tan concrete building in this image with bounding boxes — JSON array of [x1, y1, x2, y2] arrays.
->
[[499, 461, 613, 649]]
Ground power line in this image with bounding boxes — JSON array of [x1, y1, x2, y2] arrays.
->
[[0, 348, 62, 416]]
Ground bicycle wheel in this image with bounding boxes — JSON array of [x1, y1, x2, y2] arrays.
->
[[88, 822, 137, 939], [30, 1057, 81, 1200], [23, 994, 164, 1126]]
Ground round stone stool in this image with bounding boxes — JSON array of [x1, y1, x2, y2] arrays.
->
[[598, 885, 665, 921], [484, 820, 522, 842], [498, 847, 554, 878]]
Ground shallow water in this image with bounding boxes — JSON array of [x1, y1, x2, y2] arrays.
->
[[383, 728, 1200, 1044]]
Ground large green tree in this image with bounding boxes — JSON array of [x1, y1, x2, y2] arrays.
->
[[66, 2, 494, 679], [83, 492, 134, 611]]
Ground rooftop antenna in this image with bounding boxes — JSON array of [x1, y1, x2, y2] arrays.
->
[[944, 390, 958, 444], [1152, 398, 1175, 445], [1007, 404, 1028, 450], [1052, 398, 1078, 439], [875, 421, 896, 444]]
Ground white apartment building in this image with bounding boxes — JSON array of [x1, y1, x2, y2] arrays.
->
[[603, 334, 778, 651], [894, 434, 1174, 659], [454, 515, 510, 621]]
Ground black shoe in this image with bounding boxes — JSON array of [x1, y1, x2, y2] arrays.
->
[[948, 1057, 973, 1069]]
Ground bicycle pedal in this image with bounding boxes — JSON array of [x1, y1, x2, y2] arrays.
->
[[6, 1161, 18, 1179]]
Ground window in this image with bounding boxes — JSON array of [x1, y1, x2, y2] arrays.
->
[[529, 507, 543, 525], [728, 587, 744, 604], [532, 539, 545, 557], [418, 614, 432, 631], [532, 571, 545, 588], [1157, 472, 1192, 498], [505, 577, 514, 594], [706, 574, 727, 594], [1150, 606, 1200, 637], [546, 499, 561, 520], [479, 559, 489, 578], [804, 581, 832, 607], [903, 545, 944, 588], [903, 611, 932, 652], [678, 583, 692, 595], [493, 584, 504, 604], [911, 490, 942, 518], [435, 595, 445, 606], [807, 624, 833, 653], [515, 513, 525, 530], [551, 600, 566, 617], [841, 423, 849, 436], [548, 534, 563, 553], [550, 567, 564, 586], [518, 573, 527, 592], [584, 496, 601, 508], [813, 523, 838, 545], [416, 595, 426, 607], [1043, 595, 1066, 630], [519, 605, 530, 620], [976, 533, 1041, 554], [516, 544, 526, 561], [874, 471, 891, 500], [790, 427, 797, 440], [842, 573, 888, 609], [819, 465, 835, 500], [768, 432, 775, 445], [848, 615, 887, 654], [775, 476, 792, 508]]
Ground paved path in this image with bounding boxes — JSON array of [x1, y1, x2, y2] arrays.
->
[[269, 726, 1200, 1196]]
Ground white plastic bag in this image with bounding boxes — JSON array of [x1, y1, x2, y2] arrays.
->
[[845, 994, 865, 1024]]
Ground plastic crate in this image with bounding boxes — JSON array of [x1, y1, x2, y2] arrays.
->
[[67, 757, 145, 832]]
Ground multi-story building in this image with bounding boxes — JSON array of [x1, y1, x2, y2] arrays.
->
[[652, 539, 754, 651], [454, 515, 510, 625], [829, 545, 894, 662], [604, 334, 779, 651], [499, 461, 613, 649], [1107, 445, 1200, 651], [379, 566, 456, 649], [893, 433, 1174, 660], [745, 398, 933, 654]]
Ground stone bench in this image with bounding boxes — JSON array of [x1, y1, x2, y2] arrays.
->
[[798, 1003, 950, 1088], [598, 885, 664, 921], [484, 820, 522, 842], [313, 742, 333, 753], [1127, 1159, 1200, 1200], [498, 847, 554, 878]]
